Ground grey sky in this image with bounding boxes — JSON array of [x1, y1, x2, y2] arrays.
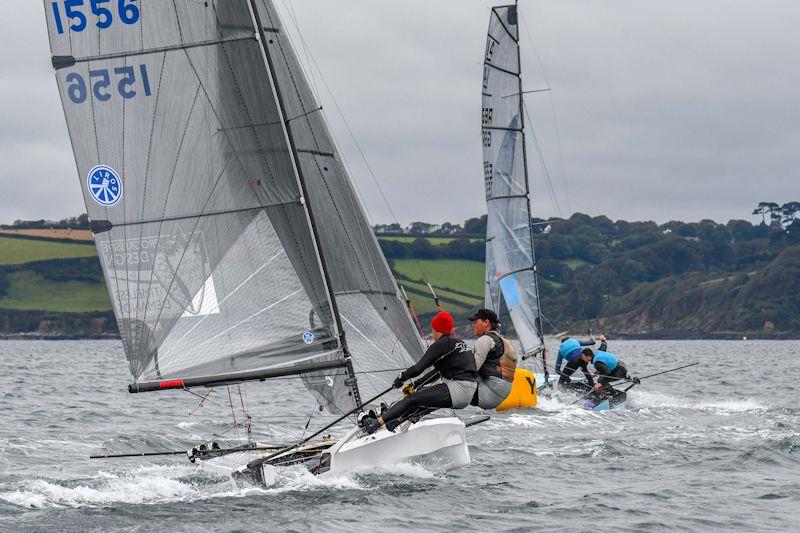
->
[[1, 1, 797, 227]]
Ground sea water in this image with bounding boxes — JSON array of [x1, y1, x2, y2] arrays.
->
[[0, 340, 798, 531]]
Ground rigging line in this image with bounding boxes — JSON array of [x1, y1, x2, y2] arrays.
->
[[572, 269, 593, 333], [518, 10, 572, 216], [523, 102, 561, 217], [181, 387, 297, 439], [227, 386, 239, 439], [272, 2, 396, 310], [188, 387, 214, 416], [340, 314, 393, 360], [282, 24, 432, 287], [281, 0, 322, 102], [540, 312, 562, 335], [237, 384, 249, 419]]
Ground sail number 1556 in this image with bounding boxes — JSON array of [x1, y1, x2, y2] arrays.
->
[[67, 65, 151, 104], [52, 0, 140, 34]]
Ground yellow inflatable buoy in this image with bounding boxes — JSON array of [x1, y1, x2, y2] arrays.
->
[[496, 368, 537, 411]]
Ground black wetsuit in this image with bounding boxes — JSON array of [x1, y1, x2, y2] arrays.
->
[[558, 356, 595, 390], [594, 360, 627, 386], [380, 334, 477, 425]]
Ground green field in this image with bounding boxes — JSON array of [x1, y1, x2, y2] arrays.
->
[[392, 259, 484, 314], [0, 271, 111, 312], [393, 259, 484, 294], [0, 236, 97, 265], [379, 236, 481, 245]]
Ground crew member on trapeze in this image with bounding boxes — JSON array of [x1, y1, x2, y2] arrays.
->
[[555, 333, 602, 375], [590, 346, 636, 389], [557, 346, 598, 394], [468, 308, 516, 409], [364, 312, 478, 434]]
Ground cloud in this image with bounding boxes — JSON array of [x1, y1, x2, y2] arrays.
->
[[1, 0, 798, 226]]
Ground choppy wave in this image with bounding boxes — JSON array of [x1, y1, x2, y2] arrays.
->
[[0, 465, 234, 509], [0, 459, 447, 510], [628, 390, 767, 413], [2, 339, 800, 530]]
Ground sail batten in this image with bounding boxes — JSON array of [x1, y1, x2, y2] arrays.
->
[[482, 5, 544, 356]]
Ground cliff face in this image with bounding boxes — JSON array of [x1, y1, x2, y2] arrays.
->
[[0, 310, 117, 339], [572, 246, 800, 337]]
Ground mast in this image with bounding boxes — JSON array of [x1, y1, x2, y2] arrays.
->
[[513, 6, 548, 358], [245, 0, 362, 408]]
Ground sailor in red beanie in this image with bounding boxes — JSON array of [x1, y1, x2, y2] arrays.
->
[[363, 311, 478, 434], [430, 311, 454, 334]]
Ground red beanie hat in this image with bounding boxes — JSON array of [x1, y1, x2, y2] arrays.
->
[[431, 312, 454, 334]]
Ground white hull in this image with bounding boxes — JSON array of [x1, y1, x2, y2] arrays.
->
[[192, 417, 470, 484], [326, 416, 470, 473]]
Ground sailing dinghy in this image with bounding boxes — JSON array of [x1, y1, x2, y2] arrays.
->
[[480, 4, 551, 409], [481, 5, 629, 412], [45, 0, 471, 480]]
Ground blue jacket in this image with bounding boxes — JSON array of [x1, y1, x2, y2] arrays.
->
[[592, 350, 618, 372], [555, 338, 595, 371]]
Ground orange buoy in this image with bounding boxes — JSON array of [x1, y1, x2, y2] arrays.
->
[[496, 368, 537, 411]]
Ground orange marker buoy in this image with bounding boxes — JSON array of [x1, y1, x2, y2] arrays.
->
[[496, 368, 538, 411]]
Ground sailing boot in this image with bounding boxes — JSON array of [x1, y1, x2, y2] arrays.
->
[[357, 410, 377, 428], [385, 419, 403, 432], [364, 419, 382, 435]]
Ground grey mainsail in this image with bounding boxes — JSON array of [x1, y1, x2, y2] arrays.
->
[[481, 5, 544, 357], [44, 1, 421, 411]]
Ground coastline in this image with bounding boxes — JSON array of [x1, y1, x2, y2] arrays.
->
[[2, 331, 797, 341]]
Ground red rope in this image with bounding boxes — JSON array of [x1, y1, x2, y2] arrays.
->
[[226, 386, 238, 436], [187, 388, 213, 416]]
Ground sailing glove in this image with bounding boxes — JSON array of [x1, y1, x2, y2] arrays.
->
[[392, 376, 405, 389]]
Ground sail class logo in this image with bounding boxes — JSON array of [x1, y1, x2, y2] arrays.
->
[[86, 165, 123, 206]]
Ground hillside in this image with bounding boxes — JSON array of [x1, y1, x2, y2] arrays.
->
[[380, 213, 800, 337], [0, 213, 797, 338], [0, 234, 113, 337]]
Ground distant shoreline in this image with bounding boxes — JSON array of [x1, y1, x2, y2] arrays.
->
[[1, 332, 797, 341]]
